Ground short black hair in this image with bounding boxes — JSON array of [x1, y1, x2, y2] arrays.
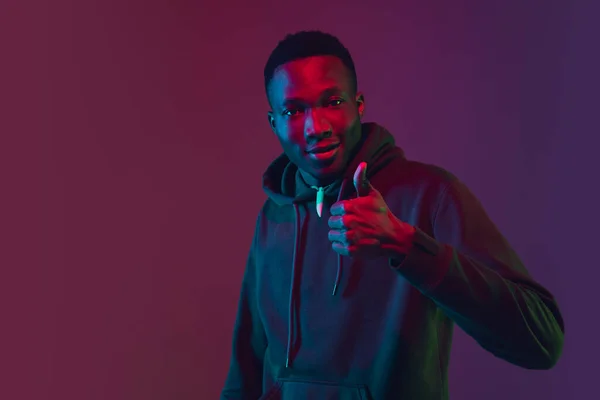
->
[[264, 30, 358, 99]]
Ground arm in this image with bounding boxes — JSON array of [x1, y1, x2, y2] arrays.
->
[[221, 224, 267, 399], [391, 179, 564, 369]]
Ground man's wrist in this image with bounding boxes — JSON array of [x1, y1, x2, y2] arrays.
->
[[388, 222, 416, 266]]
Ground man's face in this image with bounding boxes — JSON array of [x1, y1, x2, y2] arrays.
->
[[267, 55, 365, 185]]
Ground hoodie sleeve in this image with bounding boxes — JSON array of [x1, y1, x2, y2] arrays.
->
[[391, 178, 564, 370], [220, 219, 267, 400]]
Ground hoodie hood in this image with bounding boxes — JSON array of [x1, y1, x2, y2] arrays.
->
[[262, 122, 405, 205]]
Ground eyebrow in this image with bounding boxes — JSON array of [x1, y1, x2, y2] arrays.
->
[[281, 86, 346, 107]]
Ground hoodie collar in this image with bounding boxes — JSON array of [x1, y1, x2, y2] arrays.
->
[[262, 122, 405, 205]]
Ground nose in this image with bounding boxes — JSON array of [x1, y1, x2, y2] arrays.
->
[[304, 108, 332, 140]]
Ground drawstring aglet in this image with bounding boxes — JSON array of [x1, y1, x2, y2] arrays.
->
[[332, 282, 339, 296], [311, 186, 325, 217]]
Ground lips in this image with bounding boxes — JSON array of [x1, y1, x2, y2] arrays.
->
[[306, 142, 340, 154]]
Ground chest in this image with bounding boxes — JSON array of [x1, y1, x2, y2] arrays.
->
[[254, 189, 432, 319]]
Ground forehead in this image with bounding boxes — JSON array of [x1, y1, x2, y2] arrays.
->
[[269, 55, 352, 102]]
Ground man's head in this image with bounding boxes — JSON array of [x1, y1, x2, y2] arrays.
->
[[265, 31, 365, 186]]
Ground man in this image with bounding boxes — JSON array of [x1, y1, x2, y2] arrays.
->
[[220, 31, 564, 400]]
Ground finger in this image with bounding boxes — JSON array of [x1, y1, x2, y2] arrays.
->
[[328, 216, 345, 229], [353, 162, 375, 197], [330, 198, 373, 216], [328, 215, 360, 230], [331, 241, 351, 257], [330, 201, 348, 216], [328, 229, 348, 244], [353, 162, 367, 196], [328, 229, 357, 244], [356, 238, 380, 248]]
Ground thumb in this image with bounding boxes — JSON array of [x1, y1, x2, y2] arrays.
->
[[353, 162, 372, 197]]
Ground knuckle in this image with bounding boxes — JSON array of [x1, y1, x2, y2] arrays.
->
[[343, 215, 353, 229]]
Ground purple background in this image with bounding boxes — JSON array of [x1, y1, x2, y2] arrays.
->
[[2, 0, 598, 399]]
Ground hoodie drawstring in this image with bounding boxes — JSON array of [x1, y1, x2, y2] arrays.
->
[[285, 179, 349, 368], [331, 179, 348, 296], [285, 203, 302, 368]]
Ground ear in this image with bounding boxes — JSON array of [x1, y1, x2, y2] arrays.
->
[[355, 92, 365, 119], [267, 111, 276, 134]]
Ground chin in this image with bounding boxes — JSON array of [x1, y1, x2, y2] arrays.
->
[[308, 162, 347, 184], [295, 150, 348, 184]]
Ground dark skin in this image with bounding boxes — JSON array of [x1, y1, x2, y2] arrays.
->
[[267, 55, 415, 259], [328, 161, 415, 258], [267, 55, 365, 188]]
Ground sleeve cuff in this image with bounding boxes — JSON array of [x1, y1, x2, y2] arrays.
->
[[389, 227, 450, 293]]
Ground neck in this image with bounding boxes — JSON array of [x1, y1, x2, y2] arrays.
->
[[299, 169, 337, 188]]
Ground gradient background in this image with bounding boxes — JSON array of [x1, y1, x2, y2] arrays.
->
[[2, 0, 598, 399]]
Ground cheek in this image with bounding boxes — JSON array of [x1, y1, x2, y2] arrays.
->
[[275, 129, 306, 158], [332, 109, 360, 131], [343, 116, 362, 142], [278, 120, 305, 145]]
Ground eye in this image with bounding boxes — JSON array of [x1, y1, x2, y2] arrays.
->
[[327, 98, 344, 107], [283, 107, 303, 117]]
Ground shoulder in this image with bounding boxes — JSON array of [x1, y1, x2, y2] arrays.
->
[[406, 159, 458, 183], [393, 160, 488, 223], [377, 157, 459, 193], [374, 158, 475, 223]]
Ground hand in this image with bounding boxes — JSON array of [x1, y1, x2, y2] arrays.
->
[[328, 162, 416, 258]]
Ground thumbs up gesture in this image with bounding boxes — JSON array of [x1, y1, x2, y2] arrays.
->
[[328, 162, 415, 258]]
